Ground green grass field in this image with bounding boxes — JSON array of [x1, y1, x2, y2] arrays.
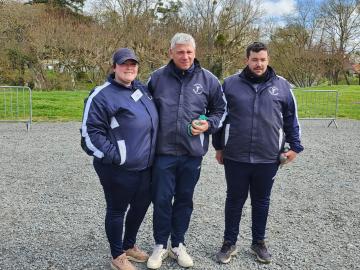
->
[[31, 90, 89, 121], [295, 85, 360, 120], [0, 85, 359, 121]]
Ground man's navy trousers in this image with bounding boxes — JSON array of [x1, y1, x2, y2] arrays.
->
[[151, 155, 202, 248], [223, 159, 278, 245]]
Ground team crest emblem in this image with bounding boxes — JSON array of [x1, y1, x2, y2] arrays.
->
[[193, 83, 204, 95], [268, 86, 279, 96]]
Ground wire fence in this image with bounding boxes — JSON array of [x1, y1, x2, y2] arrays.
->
[[0, 87, 339, 130], [0, 86, 32, 130], [293, 89, 338, 127]]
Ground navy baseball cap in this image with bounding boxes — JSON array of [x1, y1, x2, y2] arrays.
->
[[112, 48, 139, 65]]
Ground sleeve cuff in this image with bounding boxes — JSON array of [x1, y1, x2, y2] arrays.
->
[[290, 144, 304, 153]]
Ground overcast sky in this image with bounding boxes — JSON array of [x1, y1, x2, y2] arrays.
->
[[84, 0, 297, 16], [84, 0, 324, 19], [261, 0, 297, 17]]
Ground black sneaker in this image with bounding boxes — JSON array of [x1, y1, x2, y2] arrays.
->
[[250, 240, 271, 264], [216, 240, 237, 264]]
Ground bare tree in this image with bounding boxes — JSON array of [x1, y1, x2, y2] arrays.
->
[[0, 2, 48, 88], [183, 0, 261, 77], [267, 0, 329, 87], [291, 0, 323, 49], [269, 24, 326, 87], [90, 0, 188, 80], [3, 0, 358, 89], [320, 0, 360, 84]]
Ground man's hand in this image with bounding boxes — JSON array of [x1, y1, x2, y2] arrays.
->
[[283, 150, 297, 164], [190, 119, 209, 135], [215, 150, 224, 165]]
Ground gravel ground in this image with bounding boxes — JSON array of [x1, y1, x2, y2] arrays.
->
[[0, 120, 359, 270]]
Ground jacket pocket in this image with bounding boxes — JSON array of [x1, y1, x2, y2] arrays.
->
[[117, 140, 127, 165]]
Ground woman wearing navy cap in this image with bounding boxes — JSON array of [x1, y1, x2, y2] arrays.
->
[[81, 48, 158, 270]]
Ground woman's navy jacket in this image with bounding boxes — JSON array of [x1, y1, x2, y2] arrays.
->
[[81, 75, 158, 171]]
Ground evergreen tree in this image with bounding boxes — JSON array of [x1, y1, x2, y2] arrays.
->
[[27, 0, 85, 13]]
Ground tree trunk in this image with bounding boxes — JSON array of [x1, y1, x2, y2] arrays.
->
[[343, 71, 350, 85], [332, 70, 339, 85], [71, 72, 76, 89]]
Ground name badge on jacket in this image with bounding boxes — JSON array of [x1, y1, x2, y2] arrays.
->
[[131, 89, 143, 102]]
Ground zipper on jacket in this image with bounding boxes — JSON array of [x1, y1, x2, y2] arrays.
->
[[240, 78, 258, 163], [175, 84, 184, 156], [175, 70, 191, 156], [249, 91, 260, 163], [138, 89, 155, 168], [241, 77, 275, 163]]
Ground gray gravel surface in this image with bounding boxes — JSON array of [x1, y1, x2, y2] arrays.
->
[[1, 120, 359, 270]]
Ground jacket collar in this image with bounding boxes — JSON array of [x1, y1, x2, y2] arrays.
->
[[166, 58, 202, 75], [239, 65, 277, 83]]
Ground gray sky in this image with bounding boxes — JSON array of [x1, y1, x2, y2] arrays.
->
[[83, 0, 300, 18]]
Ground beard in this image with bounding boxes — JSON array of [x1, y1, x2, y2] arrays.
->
[[243, 66, 270, 83]]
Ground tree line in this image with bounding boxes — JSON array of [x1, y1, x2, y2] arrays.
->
[[0, 0, 359, 90]]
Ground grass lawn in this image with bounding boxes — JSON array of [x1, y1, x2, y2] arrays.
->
[[1, 85, 359, 122], [31, 90, 89, 121]]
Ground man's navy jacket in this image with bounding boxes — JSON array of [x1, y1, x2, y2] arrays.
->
[[148, 59, 227, 157], [213, 67, 304, 163], [81, 75, 158, 171]]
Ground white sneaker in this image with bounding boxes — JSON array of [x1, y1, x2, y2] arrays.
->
[[147, 244, 168, 269], [169, 243, 194, 268]]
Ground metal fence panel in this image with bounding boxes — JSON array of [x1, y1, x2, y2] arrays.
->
[[0, 86, 32, 130], [293, 89, 338, 127]]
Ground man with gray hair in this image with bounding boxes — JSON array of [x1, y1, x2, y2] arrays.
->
[[146, 33, 227, 269]]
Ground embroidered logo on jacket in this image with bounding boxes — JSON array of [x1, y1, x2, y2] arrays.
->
[[193, 83, 204, 95], [268, 86, 279, 96]]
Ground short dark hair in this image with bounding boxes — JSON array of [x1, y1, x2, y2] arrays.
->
[[246, 42, 268, 58]]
